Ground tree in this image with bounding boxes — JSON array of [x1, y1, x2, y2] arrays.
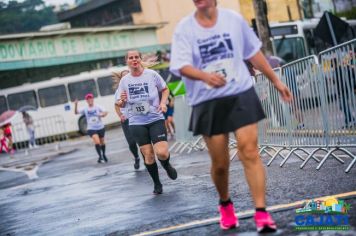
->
[[0, 0, 58, 34], [252, 0, 273, 55]]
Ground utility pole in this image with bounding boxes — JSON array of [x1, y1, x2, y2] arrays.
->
[[252, 0, 273, 55], [306, 0, 314, 18], [296, 0, 303, 20]]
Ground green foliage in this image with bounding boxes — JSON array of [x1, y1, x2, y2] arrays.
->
[[0, 0, 58, 34], [335, 7, 356, 20]]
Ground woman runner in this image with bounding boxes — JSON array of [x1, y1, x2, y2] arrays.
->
[[170, 0, 292, 232], [117, 50, 178, 194], [113, 70, 141, 170], [74, 93, 108, 163]]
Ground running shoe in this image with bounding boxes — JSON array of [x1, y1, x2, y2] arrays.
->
[[153, 183, 162, 195], [254, 211, 277, 233], [164, 163, 177, 180], [219, 202, 238, 230], [97, 157, 104, 163], [134, 157, 140, 170]]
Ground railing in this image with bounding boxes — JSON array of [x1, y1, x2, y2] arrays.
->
[[255, 39, 356, 173], [9, 115, 68, 155], [163, 39, 356, 173]]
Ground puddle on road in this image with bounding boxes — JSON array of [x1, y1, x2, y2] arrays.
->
[[0, 148, 77, 180]]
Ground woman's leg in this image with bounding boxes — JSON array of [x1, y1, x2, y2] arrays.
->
[[130, 124, 162, 194], [150, 120, 177, 180], [203, 133, 230, 201], [204, 133, 237, 230], [234, 123, 265, 208], [91, 133, 103, 163], [140, 144, 162, 194], [168, 116, 175, 134], [99, 138, 107, 162], [122, 120, 139, 159]]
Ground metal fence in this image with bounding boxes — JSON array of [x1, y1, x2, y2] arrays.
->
[[170, 39, 355, 173], [256, 39, 356, 173], [9, 115, 67, 155], [169, 95, 205, 154]]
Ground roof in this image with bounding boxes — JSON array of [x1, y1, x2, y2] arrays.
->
[[58, 0, 122, 21], [0, 23, 165, 41]]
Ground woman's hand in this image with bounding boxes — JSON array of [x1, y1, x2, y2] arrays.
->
[[119, 114, 126, 122], [158, 103, 167, 113], [274, 80, 293, 102], [120, 91, 128, 102], [203, 72, 226, 88]]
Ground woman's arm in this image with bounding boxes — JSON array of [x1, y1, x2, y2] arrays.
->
[[159, 88, 170, 113], [249, 51, 292, 102], [114, 103, 126, 122]]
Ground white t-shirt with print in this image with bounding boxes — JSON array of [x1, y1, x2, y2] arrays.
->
[[170, 8, 262, 106], [117, 69, 167, 125], [79, 105, 105, 130]]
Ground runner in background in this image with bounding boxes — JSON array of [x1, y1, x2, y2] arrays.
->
[[164, 91, 175, 138], [170, 0, 292, 232], [113, 70, 141, 170], [117, 50, 178, 195], [22, 111, 38, 149], [2, 124, 14, 154], [74, 93, 108, 163]]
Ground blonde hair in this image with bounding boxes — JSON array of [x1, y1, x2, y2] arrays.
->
[[112, 69, 129, 90], [125, 49, 160, 68]]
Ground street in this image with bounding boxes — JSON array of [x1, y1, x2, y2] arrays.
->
[[0, 126, 355, 236]]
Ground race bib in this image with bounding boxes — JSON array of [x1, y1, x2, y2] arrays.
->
[[89, 116, 99, 124], [203, 59, 238, 89], [131, 101, 150, 115]]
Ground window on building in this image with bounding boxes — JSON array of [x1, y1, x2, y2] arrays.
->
[[98, 76, 115, 96], [0, 96, 8, 114], [8, 91, 38, 110], [38, 85, 68, 107], [68, 79, 98, 101]]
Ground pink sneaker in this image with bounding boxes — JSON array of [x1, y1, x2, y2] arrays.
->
[[254, 211, 277, 233], [218, 202, 238, 230]]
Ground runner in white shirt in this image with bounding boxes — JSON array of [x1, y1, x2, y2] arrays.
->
[[117, 50, 178, 195], [170, 0, 292, 232], [113, 70, 141, 170], [74, 93, 108, 163]]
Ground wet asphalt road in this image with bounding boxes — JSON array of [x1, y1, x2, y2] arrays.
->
[[0, 127, 355, 236]]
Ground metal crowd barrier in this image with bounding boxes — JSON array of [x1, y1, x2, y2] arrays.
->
[[11, 115, 68, 155], [256, 39, 356, 173], [169, 95, 206, 154]]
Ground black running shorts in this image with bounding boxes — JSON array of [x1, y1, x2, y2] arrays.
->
[[189, 87, 266, 136], [129, 119, 167, 146], [87, 128, 105, 138]]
